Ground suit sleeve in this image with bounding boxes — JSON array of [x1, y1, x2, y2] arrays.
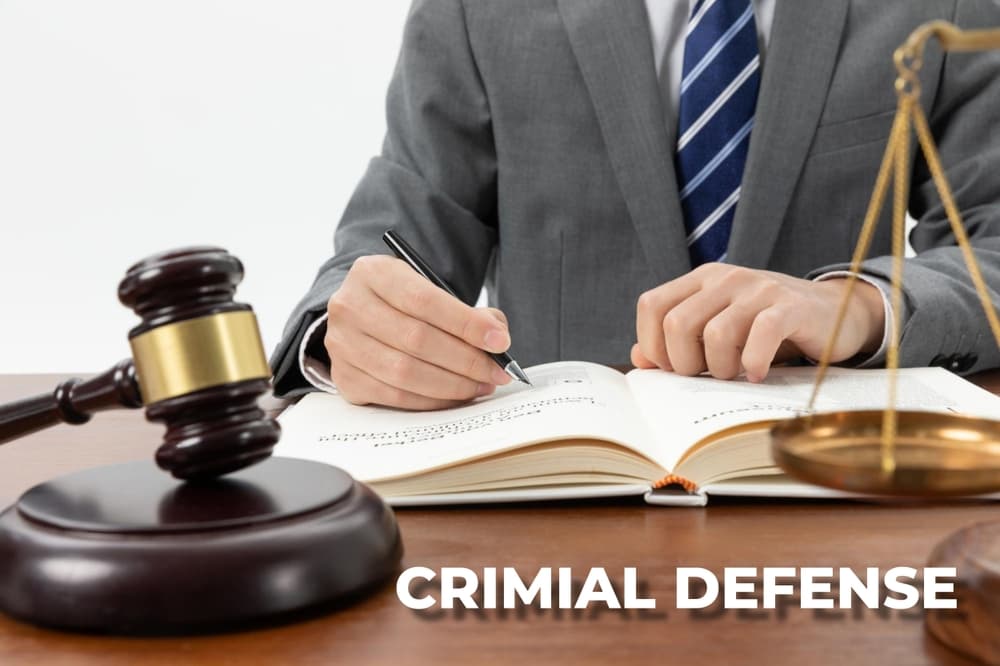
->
[[269, 0, 498, 397], [812, 0, 1000, 375]]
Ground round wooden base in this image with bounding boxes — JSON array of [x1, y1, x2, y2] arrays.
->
[[0, 458, 402, 634], [926, 520, 1000, 664]]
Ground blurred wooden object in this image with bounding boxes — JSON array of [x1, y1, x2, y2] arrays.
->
[[927, 521, 1000, 664]]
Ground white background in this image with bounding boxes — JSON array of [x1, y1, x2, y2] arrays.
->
[[0, 1, 921, 374], [0, 1, 411, 372]]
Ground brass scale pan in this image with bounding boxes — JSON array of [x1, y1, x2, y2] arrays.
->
[[770, 21, 1000, 498], [773, 411, 1000, 497]]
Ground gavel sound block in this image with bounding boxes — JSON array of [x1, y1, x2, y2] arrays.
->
[[0, 248, 402, 633]]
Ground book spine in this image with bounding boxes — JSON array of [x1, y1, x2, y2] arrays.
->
[[652, 474, 698, 494]]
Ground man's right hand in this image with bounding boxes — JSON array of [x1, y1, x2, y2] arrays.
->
[[324, 255, 513, 410]]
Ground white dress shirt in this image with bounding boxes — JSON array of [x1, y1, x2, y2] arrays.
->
[[299, 0, 890, 392]]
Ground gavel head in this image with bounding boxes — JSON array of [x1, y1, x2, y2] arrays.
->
[[118, 247, 280, 481]]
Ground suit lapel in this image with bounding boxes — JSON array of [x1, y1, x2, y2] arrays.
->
[[557, 0, 690, 283], [726, 0, 851, 268]]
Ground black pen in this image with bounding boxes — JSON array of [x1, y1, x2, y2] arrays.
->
[[382, 230, 532, 386]]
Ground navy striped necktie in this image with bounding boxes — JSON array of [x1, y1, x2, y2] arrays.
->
[[675, 0, 761, 266]]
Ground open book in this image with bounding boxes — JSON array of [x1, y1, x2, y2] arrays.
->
[[275, 362, 1000, 506]]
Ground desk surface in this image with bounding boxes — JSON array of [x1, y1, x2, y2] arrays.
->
[[1, 373, 998, 666]]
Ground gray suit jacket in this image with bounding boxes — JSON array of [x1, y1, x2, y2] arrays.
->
[[271, 0, 1000, 396]]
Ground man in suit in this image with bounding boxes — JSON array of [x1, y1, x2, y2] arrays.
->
[[271, 0, 1000, 409]]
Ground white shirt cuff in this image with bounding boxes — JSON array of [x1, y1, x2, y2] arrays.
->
[[298, 313, 339, 394], [812, 271, 894, 368]]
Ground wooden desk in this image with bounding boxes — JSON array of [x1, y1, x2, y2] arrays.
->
[[1, 373, 997, 666]]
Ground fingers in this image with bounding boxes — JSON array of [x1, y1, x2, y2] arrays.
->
[[354, 296, 510, 387], [485, 308, 508, 327], [632, 264, 834, 381], [363, 257, 511, 354], [635, 277, 701, 370], [325, 255, 515, 410], [330, 355, 474, 411], [661, 288, 731, 376], [742, 305, 797, 382], [702, 305, 756, 380], [630, 343, 658, 369], [328, 321, 498, 401]]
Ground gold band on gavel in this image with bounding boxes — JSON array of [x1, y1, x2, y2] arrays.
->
[[129, 311, 271, 404]]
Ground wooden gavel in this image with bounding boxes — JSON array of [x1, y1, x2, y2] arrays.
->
[[0, 247, 280, 480]]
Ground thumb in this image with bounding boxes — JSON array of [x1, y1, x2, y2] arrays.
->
[[483, 308, 509, 328], [630, 343, 659, 369]]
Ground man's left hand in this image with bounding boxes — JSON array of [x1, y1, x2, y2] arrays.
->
[[631, 263, 886, 382]]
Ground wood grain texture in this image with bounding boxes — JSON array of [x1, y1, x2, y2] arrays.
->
[[0, 360, 141, 445], [118, 247, 280, 479], [1, 372, 998, 665]]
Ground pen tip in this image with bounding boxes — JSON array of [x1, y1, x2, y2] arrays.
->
[[506, 361, 532, 386]]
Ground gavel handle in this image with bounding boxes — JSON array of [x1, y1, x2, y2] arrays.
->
[[0, 359, 143, 445]]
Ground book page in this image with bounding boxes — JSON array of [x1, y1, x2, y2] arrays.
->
[[275, 361, 658, 483], [626, 366, 1000, 471]]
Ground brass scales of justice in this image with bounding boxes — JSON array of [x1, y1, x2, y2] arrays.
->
[[768, 21, 1000, 664]]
